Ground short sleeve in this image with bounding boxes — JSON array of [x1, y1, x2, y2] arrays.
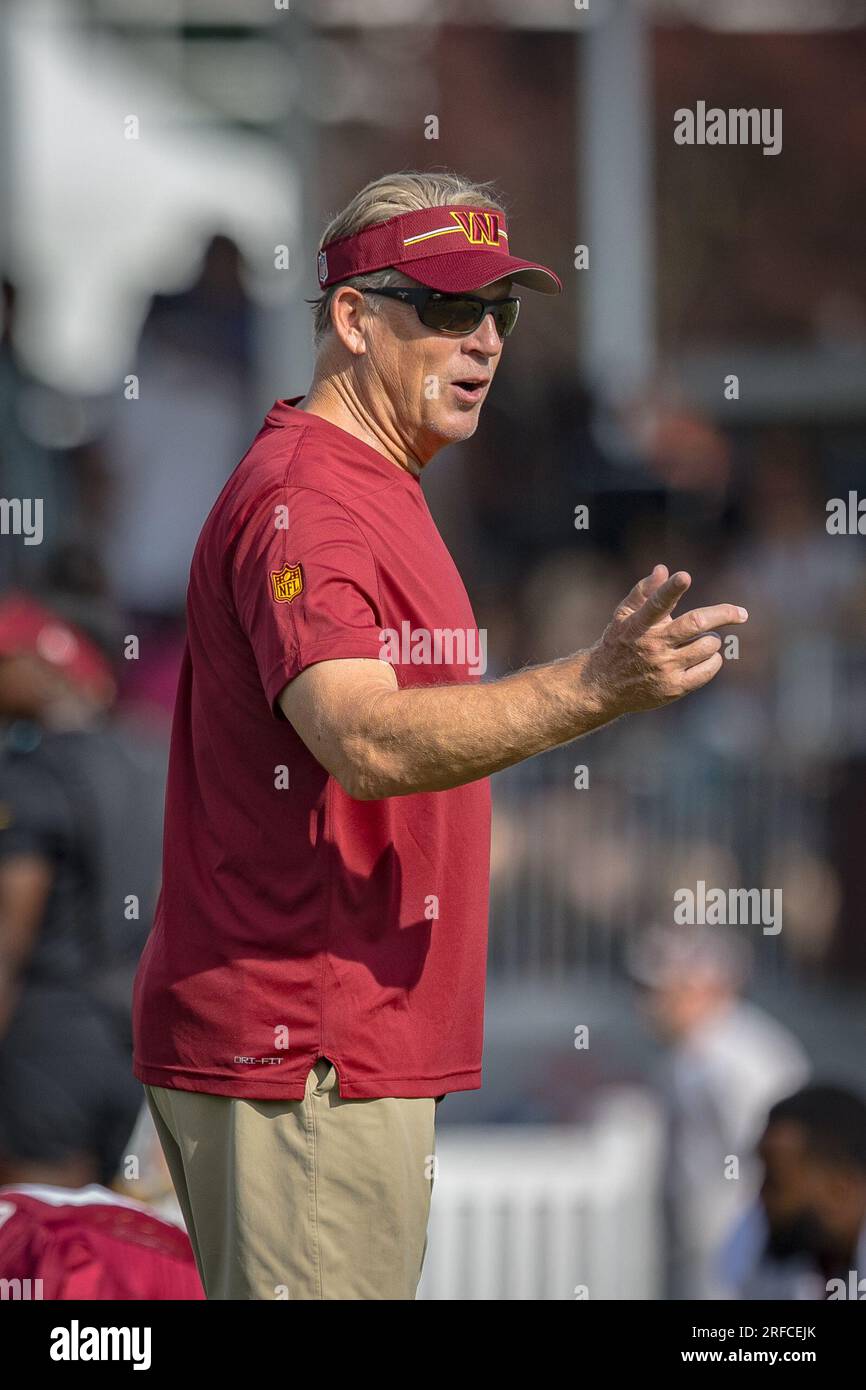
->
[[231, 485, 386, 712]]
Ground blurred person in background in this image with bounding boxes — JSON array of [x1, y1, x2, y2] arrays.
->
[[627, 924, 810, 1299], [99, 234, 255, 623], [717, 1084, 866, 1300], [717, 439, 864, 762], [91, 236, 256, 729], [0, 591, 165, 1189]]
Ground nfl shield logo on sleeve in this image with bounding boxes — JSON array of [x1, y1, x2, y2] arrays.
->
[[317, 249, 328, 284], [270, 563, 304, 603]]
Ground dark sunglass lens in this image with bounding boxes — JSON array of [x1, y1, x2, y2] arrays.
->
[[420, 298, 484, 334], [492, 301, 519, 338]]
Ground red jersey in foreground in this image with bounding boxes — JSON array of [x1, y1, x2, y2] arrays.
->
[[0, 1184, 204, 1299]]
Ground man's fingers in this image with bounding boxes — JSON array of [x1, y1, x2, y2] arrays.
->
[[668, 604, 749, 643], [629, 570, 692, 631], [678, 651, 724, 693], [679, 633, 722, 668], [639, 564, 670, 600], [615, 564, 669, 619]]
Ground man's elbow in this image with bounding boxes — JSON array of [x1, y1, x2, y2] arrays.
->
[[341, 772, 382, 801], [335, 741, 403, 801]]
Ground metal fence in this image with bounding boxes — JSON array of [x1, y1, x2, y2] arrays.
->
[[418, 1089, 664, 1301], [486, 731, 835, 985]]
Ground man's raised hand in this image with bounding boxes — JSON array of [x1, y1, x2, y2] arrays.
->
[[582, 564, 748, 719]]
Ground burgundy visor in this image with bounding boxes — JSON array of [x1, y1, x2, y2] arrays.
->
[[316, 206, 561, 295]]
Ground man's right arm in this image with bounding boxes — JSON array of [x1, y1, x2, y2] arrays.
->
[[0, 853, 53, 1037], [277, 566, 748, 800]]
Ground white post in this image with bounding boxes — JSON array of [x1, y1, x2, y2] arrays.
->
[[254, 10, 318, 409], [579, 0, 655, 404]]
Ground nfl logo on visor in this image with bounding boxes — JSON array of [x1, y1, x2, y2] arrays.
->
[[317, 249, 328, 284]]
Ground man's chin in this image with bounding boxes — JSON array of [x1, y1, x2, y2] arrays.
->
[[430, 405, 483, 444]]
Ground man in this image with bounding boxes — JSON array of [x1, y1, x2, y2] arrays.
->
[[0, 592, 166, 1188], [717, 1085, 866, 1299], [627, 925, 810, 1298], [132, 170, 748, 1300]]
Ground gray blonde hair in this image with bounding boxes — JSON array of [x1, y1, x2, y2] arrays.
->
[[310, 170, 508, 349]]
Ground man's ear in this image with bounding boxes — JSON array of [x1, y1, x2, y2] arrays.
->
[[330, 286, 368, 356]]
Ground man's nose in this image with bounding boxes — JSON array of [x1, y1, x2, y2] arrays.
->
[[464, 309, 504, 354]]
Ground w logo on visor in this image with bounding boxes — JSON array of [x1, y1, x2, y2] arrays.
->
[[449, 210, 502, 246]]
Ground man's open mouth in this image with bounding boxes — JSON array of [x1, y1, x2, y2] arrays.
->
[[450, 380, 487, 401]]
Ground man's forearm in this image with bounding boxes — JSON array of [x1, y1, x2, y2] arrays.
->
[[296, 567, 745, 798], [344, 648, 616, 798]]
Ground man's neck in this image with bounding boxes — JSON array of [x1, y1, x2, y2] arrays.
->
[[298, 380, 424, 479]]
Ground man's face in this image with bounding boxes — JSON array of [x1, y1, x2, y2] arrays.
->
[[0, 652, 65, 718], [358, 277, 512, 461], [636, 969, 730, 1042], [758, 1121, 831, 1259]]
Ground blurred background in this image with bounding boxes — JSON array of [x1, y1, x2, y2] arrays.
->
[[1, 0, 865, 1300]]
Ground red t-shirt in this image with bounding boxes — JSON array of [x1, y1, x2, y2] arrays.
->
[[132, 398, 491, 1100]]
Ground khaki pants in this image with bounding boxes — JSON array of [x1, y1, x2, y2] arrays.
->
[[144, 1059, 438, 1300]]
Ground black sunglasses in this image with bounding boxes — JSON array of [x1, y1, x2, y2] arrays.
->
[[359, 286, 520, 338]]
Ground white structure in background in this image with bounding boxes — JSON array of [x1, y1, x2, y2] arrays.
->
[[4, 0, 300, 395], [579, 0, 655, 407], [419, 1090, 664, 1301]]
